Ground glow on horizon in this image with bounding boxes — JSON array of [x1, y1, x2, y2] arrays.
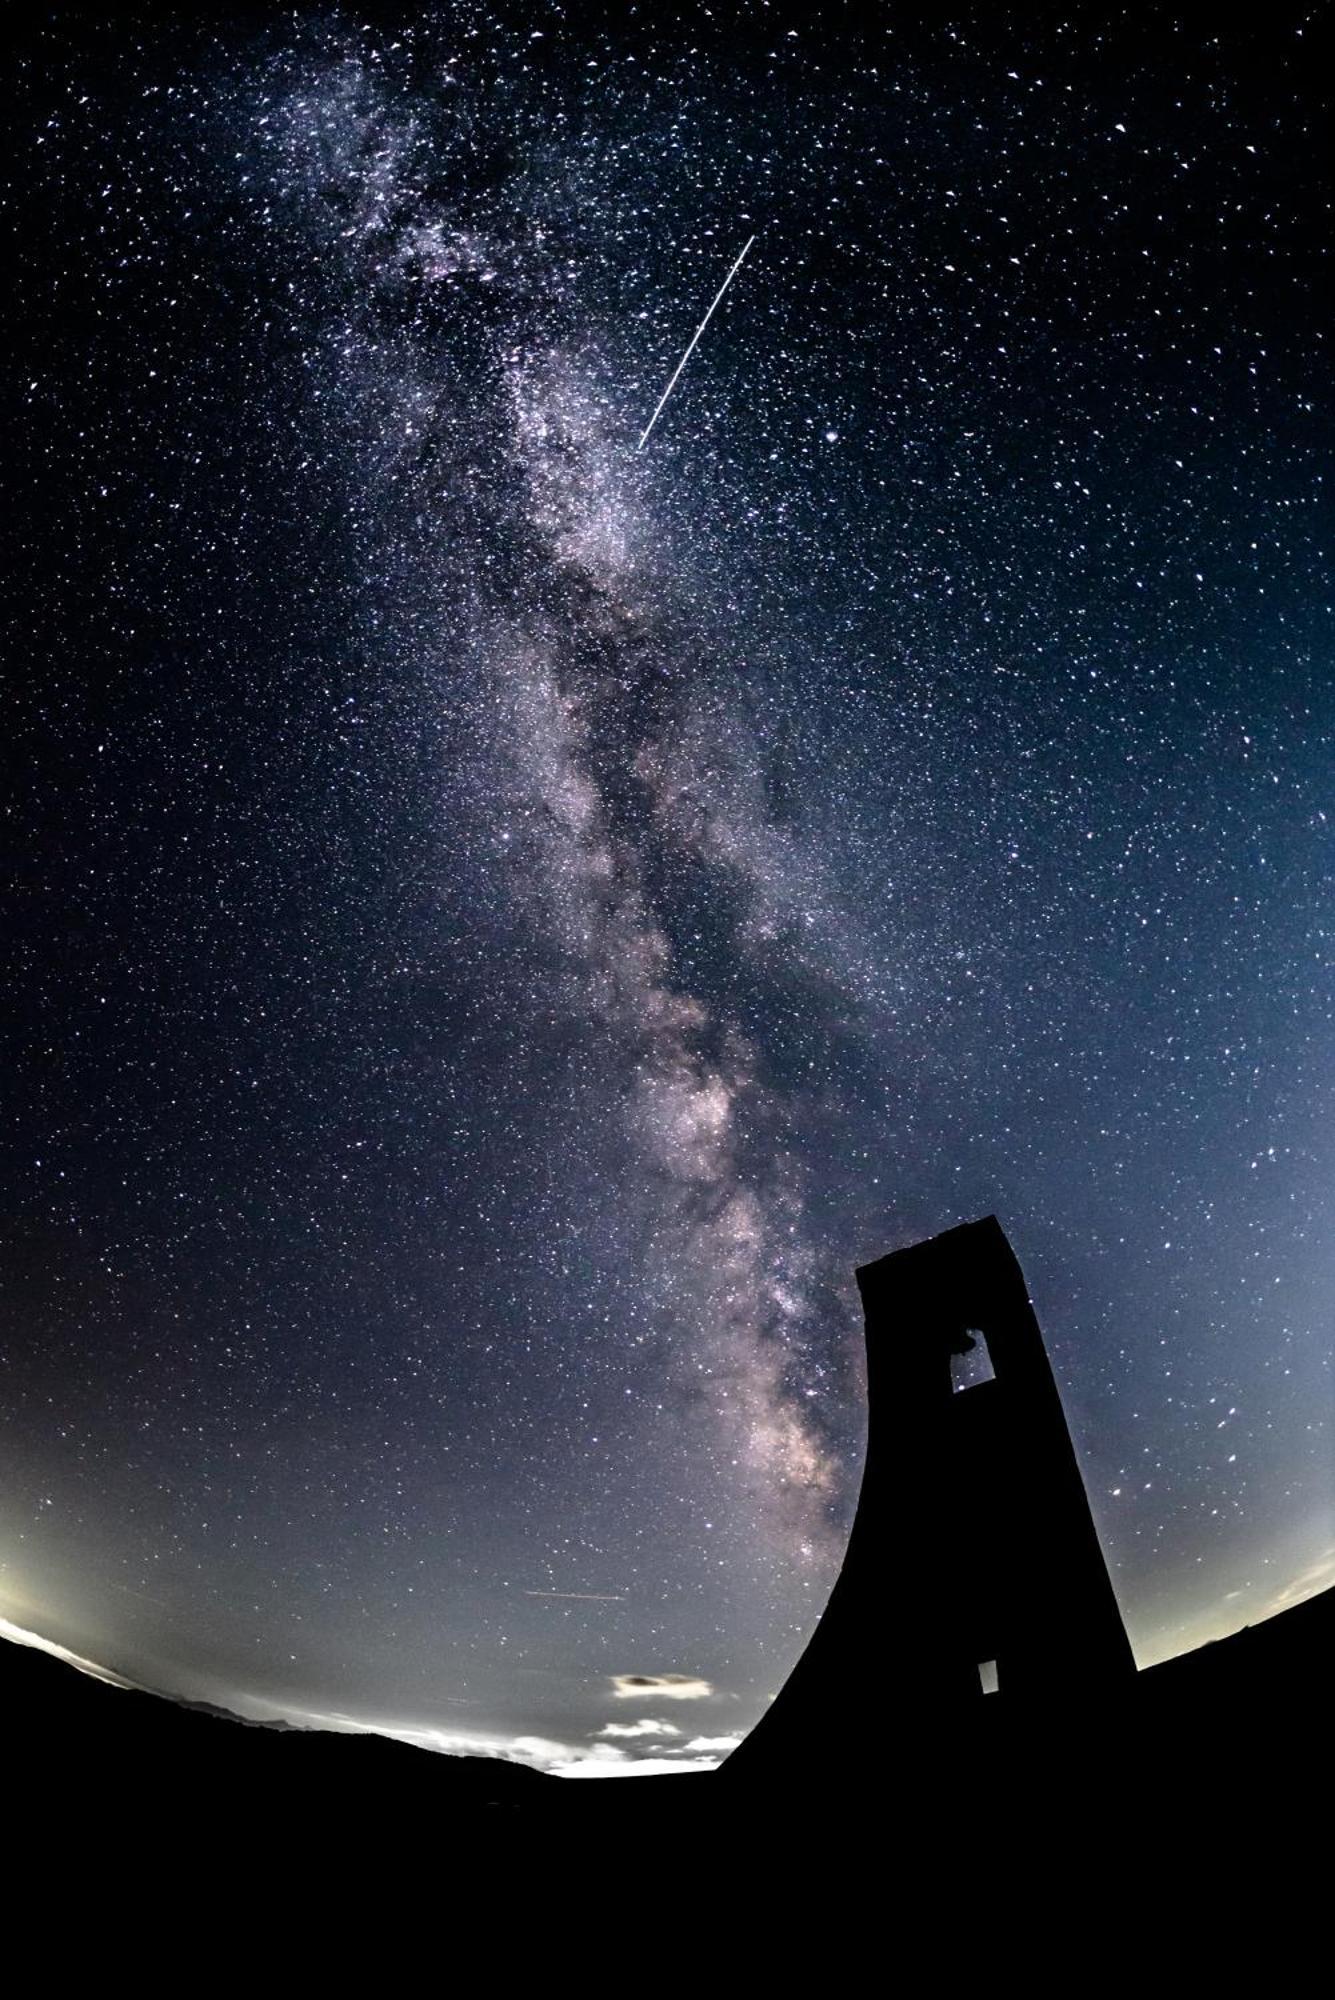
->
[[0, 1613, 140, 1692], [1134, 1539, 1335, 1669], [0, 1614, 731, 1776], [6, 1536, 1332, 1763]]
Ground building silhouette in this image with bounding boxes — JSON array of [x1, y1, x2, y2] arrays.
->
[[723, 1215, 1136, 1779]]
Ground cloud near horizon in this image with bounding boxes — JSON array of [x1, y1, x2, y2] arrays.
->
[[598, 1717, 683, 1738], [1260, 1545, 1335, 1621], [610, 1672, 713, 1700], [554, 1756, 724, 1779], [0, 1615, 142, 1692]]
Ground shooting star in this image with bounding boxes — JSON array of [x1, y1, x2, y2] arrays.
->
[[523, 1590, 628, 1603], [637, 235, 757, 450]]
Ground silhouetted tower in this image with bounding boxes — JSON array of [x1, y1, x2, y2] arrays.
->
[[724, 1216, 1135, 1780]]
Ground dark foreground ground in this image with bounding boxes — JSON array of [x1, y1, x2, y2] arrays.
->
[[6, 1585, 1329, 1907]]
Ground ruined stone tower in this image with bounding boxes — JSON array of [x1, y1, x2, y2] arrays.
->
[[723, 1216, 1135, 1779]]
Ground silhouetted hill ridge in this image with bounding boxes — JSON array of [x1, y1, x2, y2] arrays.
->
[[6, 1578, 1332, 1826], [0, 1631, 554, 1808]]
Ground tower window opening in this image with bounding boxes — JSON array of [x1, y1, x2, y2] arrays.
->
[[951, 1333, 996, 1393]]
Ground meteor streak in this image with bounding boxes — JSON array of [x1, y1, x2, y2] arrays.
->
[[637, 235, 756, 450], [523, 1590, 628, 1602]]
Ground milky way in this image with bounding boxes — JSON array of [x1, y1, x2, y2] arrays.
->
[[261, 50, 846, 1534], [2, 8, 1331, 1773]]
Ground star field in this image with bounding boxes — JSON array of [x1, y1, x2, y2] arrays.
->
[[1, 5, 1330, 1773]]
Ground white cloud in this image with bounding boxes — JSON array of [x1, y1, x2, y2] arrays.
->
[[597, 1717, 683, 1739], [510, 1736, 627, 1770], [1259, 1544, 1335, 1621], [228, 1708, 634, 1777], [611, 1672, 713, 1701], [553, 1755, 724, 1779], [0, 1615, 140, 1691], [679, 1734, 745, 1755]]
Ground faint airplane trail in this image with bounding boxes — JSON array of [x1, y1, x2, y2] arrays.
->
[[637, 235, 757, 450]]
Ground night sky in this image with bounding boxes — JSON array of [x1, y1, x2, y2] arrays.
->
[[3, 5, 1331, 1776]]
